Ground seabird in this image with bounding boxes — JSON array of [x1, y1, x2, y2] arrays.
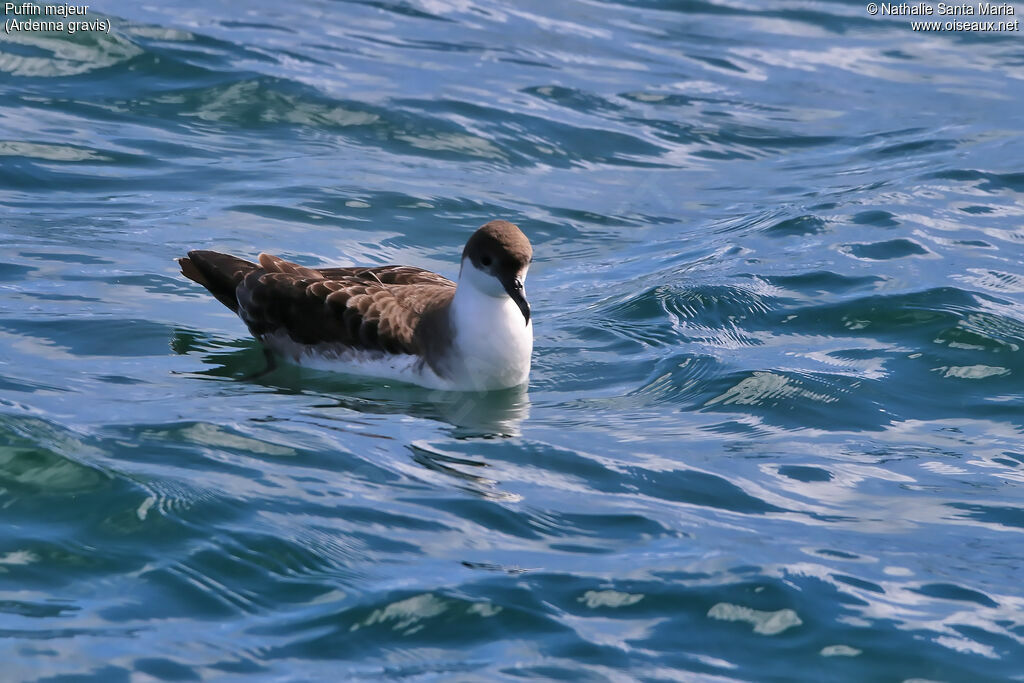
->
[[178, 220, 533, 391]]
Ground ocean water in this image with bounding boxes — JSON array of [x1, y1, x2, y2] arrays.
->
[[2, 0, 1023, 679]]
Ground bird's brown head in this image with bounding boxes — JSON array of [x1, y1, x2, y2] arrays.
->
[[461, 220, 533, 324]]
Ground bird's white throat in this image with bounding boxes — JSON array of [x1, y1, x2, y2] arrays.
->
[[447, 258, 532, 390]]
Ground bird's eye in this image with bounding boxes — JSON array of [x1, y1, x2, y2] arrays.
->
[[481, 255, 492, 267]]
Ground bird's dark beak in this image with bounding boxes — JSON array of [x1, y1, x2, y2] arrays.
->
[[503, 277, 531, 325]]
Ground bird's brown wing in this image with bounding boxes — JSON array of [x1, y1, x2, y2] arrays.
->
[[235, 254, 455, 355]]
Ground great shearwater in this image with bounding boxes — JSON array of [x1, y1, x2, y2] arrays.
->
[[178, 220, 533, 391]]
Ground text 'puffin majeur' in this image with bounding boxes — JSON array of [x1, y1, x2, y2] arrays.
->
[[4, 3, 110, 34]]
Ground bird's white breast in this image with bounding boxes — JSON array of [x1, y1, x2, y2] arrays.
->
[[446, 282, 533, 391]]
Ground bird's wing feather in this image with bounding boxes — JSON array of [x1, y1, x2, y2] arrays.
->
[[315, 264, 455, 289]]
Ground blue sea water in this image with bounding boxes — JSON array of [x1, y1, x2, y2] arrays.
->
[[2, 0, 1024, 679]]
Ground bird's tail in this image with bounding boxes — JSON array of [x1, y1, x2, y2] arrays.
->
[[178, 250, 259, 312]]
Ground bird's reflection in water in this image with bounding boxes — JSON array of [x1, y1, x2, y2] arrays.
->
[[175, 337, 530, 503], [321, 382, 530, 439], [179, 338, 530, 438]]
